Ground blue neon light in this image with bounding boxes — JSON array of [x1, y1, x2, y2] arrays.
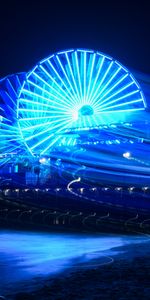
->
[[0, 49, 146, 160], [0, 73, 26, 163], [17, 49, 145, 155]]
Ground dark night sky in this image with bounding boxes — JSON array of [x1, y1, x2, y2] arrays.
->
[[0, 0, 150, 78]]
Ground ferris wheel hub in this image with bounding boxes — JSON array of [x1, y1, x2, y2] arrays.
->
[[79, 105, 94, 117]]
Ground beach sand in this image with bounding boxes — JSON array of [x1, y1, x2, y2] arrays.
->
[[4, 238, 150, 300]]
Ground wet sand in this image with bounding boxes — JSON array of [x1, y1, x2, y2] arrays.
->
[[3, 238, 150, 300]]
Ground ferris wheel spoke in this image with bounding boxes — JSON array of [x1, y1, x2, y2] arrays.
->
[[20, 122, 54, 131], [1, 122, 16, 130], [7, 79, 18, 97], [99, 90, 140, 110], [16, 75, 22, 87], [100, 107, 145, 114], [18, 106, 69, 115], [25, 79, 73, 111], [90, 60, 113, 105], [21, 90, 72, 112], [24, 116, 73, 143], [32, 71, 74, 108], [74, 51, 83, 100], [18, 115, 71, 123], [93, 115, 100, 127], [30, 118, 73, 151], [91, 66, 121, 106], [39, 64, 75, 105], [5, 91, 16, 107], [86, 53, 96, 102], [47, 59, 77, 105], [83, 51, 87, 104], [56, 55, 79, 103], [18, 109, 57, 114], [24, 114, 71, 129], [26, 79, 65, 102], [98, 73, 128, 103], [40, 119, 77, 154], [100, 99, 143, 112], [41, 136, 61, 155], [19, 98, 55, 109], [99, 80, 135, 107], [20, 120, 64, 131], [65, 52, 81, 104], [88, 56, 105, 103], [19, 115, 72, 132]]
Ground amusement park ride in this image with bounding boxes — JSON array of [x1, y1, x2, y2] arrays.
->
[[0, 49, 150, 230]]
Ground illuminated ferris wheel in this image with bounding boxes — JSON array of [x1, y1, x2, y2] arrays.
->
[[17, 49, 146, 155], [0, 73, 25, 160]]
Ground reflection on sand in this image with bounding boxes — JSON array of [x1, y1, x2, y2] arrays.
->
[[0, 229, 147, 293]]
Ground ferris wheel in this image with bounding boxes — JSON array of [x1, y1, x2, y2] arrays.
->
[[17, 49, 146, 155], [0, 73, 25, 160]]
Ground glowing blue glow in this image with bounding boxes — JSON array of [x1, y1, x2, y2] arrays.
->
[[79, 105, 94, 116], [0, 73, 26, 164], [15, 49, 146, 155], [1, 230, 144, 294]]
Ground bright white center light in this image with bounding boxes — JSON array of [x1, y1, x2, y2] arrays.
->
[[72, 111, 78, 121], [123, 152, 131, 159], [39, 157, 46, 163]]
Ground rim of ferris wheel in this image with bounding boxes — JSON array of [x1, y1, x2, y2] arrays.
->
[[17, 48, 146, 156]]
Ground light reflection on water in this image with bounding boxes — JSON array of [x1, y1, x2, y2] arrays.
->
[[0, 229, 147, 292]]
